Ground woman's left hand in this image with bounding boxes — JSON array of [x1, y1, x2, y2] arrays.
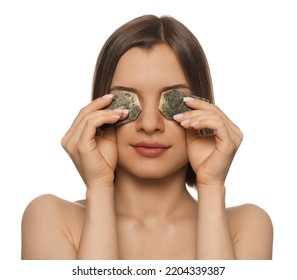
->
[[174, 97, 243, 187]]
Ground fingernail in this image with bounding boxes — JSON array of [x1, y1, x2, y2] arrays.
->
[[173, 113, 184, 120], [181, 119, 191, 126], [102, 93, 113, 99], [113, 109, 130, 114], [183, 97, 195, 102], [122, 109, 130, 115]]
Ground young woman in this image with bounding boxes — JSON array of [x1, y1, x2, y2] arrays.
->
[[21, 15, 273, 260]]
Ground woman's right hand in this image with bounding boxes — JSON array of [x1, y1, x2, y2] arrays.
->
[[61, 94, 129, 188]]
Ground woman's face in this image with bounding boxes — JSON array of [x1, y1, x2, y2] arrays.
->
[[110, 44, 190, 180]]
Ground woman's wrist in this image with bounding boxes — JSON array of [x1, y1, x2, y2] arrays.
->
[[196, 183, 226, 202], [85, 183, 115, 201]]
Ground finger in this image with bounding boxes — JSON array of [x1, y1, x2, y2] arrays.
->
[[79, 94, 114, 118], [174, 110, 218, 130], [63, 109, 128, 152], [184, 98, 240, 133], [176, 110, 240, 149], [173, 110, 213, 123], [78, 110, 128, 146], [62, 94, 114, 144], [178, 99, 243, 145], [190, 118, 235, 153]]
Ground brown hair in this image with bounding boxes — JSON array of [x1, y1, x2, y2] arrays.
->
[[92, 15, 214, 187]]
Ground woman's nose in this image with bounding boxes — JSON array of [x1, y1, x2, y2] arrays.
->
[[134, 99, 165, 134]]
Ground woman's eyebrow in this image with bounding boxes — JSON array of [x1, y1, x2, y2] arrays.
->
[[109, 84, 190, 94], [109, 86, 139, 93], [161, 84, 191, 92]]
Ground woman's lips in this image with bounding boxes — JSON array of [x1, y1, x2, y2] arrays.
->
[[131, 142, 170, 157]]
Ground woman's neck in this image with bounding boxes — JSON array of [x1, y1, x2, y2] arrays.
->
[[114, 167, 196, 221]]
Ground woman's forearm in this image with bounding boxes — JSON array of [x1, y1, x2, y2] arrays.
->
[[196, 185, 236, 260], [77, 185, 119, 259]]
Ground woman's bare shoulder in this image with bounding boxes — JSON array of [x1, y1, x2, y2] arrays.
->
[[22, 194, 85, 259], [226, 203, 273, 259], [227, 203, 272, 220], [23, 194, 85, 216], [22, 194, 86, 238]]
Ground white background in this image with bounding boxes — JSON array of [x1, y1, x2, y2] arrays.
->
[[1, 0, 296, 277]]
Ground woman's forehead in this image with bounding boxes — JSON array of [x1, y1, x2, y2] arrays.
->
[[111, 44, 188, 91]]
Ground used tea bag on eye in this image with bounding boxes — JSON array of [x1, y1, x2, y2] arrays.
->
[[159, 89, 209, 118], [159, 89, 214, 136], [101, 91, 142, 130]]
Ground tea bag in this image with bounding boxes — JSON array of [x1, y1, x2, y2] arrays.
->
[[159, 89, 214, 136], [100, 91, 141, 130]]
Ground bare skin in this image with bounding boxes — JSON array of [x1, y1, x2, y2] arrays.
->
[[21, 44, 273, 260]]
